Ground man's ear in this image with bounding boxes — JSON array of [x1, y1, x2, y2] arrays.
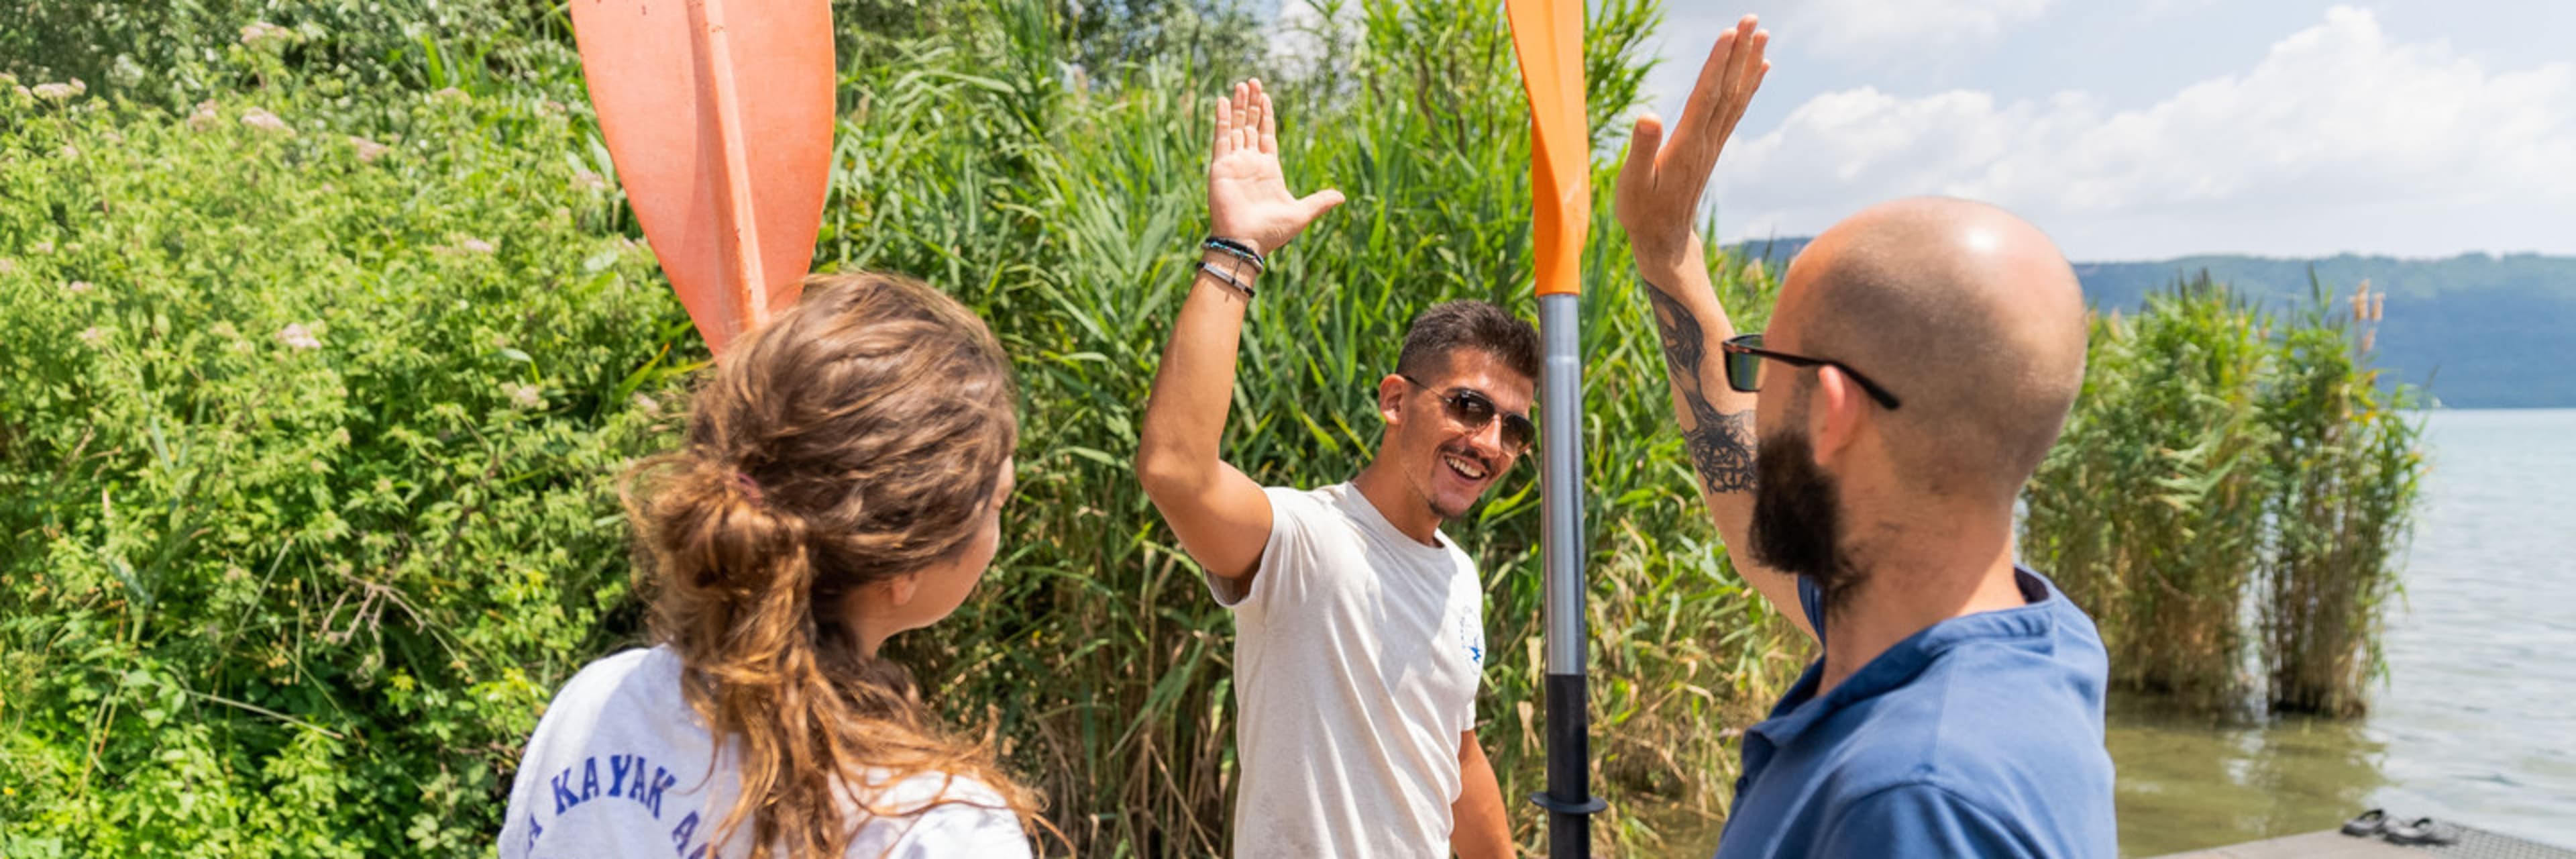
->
[[1377, 374, 1407, 425], [1811, 367, 1866, 466]]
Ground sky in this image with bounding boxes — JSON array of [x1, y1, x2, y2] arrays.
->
[[1635, 1, 2576, 260], [1268, 1, 2576, 261]]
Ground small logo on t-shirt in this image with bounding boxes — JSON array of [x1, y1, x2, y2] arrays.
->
[[1456, 613, 1484, 665]]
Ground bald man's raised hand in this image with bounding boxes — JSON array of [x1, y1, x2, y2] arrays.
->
[[1614, 15, 1770, 274]]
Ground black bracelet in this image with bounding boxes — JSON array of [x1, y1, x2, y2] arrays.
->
[[1196, 260, 1256, 298], [1203, 237, 1267, 274]]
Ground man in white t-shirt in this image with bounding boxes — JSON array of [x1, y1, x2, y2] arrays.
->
[[1135, 78, 1529, 859]]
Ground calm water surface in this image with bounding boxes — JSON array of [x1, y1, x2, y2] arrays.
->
[[2110, 409, 2576, 856]]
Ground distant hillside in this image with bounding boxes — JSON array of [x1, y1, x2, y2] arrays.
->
[[1726, 240, 2576, 409]]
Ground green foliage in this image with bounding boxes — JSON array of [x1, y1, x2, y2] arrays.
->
[[0, 0, 582, 110], [0, 65, 694, 855], [2022, 273, 2427, 716], [2257, 279, 2423, 717]]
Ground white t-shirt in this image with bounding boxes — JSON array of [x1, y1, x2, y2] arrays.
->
[[498, 647, 1032, 859], [1210, 483, 1489, 858]]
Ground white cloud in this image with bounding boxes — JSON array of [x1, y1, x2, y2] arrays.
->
[[1711, 6, 2576, 258], [1771, 0, 2056, 62]]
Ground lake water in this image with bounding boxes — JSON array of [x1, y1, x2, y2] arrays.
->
[[2108, 409, 2576, 856]]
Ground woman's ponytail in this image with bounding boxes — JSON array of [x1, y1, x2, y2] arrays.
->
[[623, 273, 1036, 859]]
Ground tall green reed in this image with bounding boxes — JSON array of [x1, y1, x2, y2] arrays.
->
[[2259, 279, 2423, 716], [2023, 273, 2426, 716]]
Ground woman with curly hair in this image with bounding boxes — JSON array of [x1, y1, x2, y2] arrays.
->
[[500, 272, 1039, 859]]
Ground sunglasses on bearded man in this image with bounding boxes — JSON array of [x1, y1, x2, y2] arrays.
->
[[1719, 334, 1904, 410], [1397, 374, 1536, 456]]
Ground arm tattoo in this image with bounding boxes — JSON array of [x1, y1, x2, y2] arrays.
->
[[1644, 283, 1758, 495]]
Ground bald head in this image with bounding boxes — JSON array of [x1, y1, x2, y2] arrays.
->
[[1774, 197, 2088, 503]]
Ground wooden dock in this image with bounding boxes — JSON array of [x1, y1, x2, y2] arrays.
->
[[2153, 826, 2576, 859], [2156, 831, 2426, 858]]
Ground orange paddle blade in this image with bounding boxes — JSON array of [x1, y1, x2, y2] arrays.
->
[[1505, 0, 1590, 297], [570, 0, 835, 354]]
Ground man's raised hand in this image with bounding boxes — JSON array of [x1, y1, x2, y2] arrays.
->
[[1614, 15, 1770, 274], [1208, 79, 1345, 256]]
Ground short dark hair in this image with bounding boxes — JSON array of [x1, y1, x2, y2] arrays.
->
[[1394, 300, 1540, 383]]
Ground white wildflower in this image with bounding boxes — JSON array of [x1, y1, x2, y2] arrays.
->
[[432, 87, 469, 103], [32, 80, 85, 101], [241, 108, 292, 134], [505, 382, 545, 409], [64, 281, 93, 294], [276, 323, 321, 350], [0, 258, 14, 274], [78, 327, 108, 346], [574, 168, 606, 191], [32, 240, 54, 255], [349, 135, 388, 162], [459, 237, 495, 254], [189, 100, 221, 130], [632, 393, 661, 416], [58, 144, 78, 159]]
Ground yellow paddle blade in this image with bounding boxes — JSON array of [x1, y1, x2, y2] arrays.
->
[[1506, 0, 1590, 297], [570, 0, 835, 354]]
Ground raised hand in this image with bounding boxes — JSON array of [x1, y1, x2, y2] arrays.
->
[[1207, 79, 1346, 256], [1615, 15, 1770, 274]]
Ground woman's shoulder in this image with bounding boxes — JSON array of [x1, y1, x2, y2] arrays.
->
[[549, 646, 684, 706], [853, 771, 1032, 858]]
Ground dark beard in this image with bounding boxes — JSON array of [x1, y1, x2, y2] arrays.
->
[[1748, 426, 1861, 619]]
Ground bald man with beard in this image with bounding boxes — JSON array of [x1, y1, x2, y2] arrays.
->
[[1612, 16, 2117, 859]]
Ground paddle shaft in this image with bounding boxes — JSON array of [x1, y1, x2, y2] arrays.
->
[[1536, 293, 1605, 858]]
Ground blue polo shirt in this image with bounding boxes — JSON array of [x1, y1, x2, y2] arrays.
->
[[1712, 568, 2117, 858]]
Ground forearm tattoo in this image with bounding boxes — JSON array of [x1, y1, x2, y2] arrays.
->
[[1644, 283, 1758, 495]]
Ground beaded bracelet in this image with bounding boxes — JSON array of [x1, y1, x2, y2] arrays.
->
[[1202, 237, 1267, 274]]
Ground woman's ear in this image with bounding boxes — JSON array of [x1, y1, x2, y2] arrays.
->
[[885, 572, 921, 608]]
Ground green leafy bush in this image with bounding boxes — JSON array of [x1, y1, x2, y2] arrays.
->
[[0, 72, 695, 856]]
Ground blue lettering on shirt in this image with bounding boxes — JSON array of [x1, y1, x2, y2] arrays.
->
[[645, 766, 678, 819], [669, 809, 700, 854], [550, 766, 580, 815]]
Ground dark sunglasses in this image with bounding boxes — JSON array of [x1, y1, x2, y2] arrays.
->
[[1398, 374, 1535, 454], [1720, 334, 1904, 410]]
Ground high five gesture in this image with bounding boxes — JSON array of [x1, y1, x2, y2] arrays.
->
[[1615, 15, 1771, 274], [1610, 15, 1811, 638], [1208, 79, 1345, 256]]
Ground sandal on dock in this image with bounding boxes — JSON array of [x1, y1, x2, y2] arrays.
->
[[2383, 817, 2461, 846], [2341, 809, 2388, 837]]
